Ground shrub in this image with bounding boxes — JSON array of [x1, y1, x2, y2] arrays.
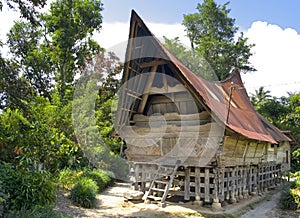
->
[[290, 188, 300, 209], [84, 169, 114, 192], [280, 181, 298, 210], [0, 162, 57, 211], [70, 178, 98, 208], [58, 168, 83, 190]]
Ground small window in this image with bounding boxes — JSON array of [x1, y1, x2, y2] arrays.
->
[[286, 150, 289, 164]]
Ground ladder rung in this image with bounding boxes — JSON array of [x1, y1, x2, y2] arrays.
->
[[154, 180, 168, 184], [151, 187, 165, 192], [147, 195, 162, 201]]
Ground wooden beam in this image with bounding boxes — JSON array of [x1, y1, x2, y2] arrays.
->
[[232, 136, 239, 157], [162, 65, 168, 92], [139, 60, 167, 68], [243, 142, 250, 162], [138, 65, 158, 113], [116, 20, 139, 128], [253, 143, 259, 158]]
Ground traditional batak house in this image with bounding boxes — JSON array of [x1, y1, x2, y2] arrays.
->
[[115, 10, 291, 208]]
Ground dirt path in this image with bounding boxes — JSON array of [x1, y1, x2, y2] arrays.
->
[[240, 191, 282, 218], [55, 182, 300, 218], [240, 189, 300, 218]]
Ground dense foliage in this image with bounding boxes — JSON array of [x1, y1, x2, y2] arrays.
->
[[181, 0, 255, 80], [0, 162, 57, 214], [280, 173, 300, 210], [0, 0, 126, 215], [251, 88, 300, 172]]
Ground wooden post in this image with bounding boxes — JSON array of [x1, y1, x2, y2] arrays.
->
[[230, 167, 237, 203], [204, 168, 210, 203], [195, 167, 201, 203], [249, 166, 253, 193], [225, 170, 230, 201], [238, 167, 243, 200], [243, 166, 249, 198], [212, 168, 222, 210], [252, 166, 257, 195], [184, 167, 190, 201], [134, 163, 140, 190], [258, 165, 262, 193], [220, 168, 225, 202]]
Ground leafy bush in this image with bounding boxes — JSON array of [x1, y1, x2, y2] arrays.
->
[[7, 205, 68, 218], [84, 169, 114, 192], [290, 188, 300, 209], [70, 178, 98, 208], [58, 168, 83, 190], [280, 181, 298, 210], [0, 162, 57, 212]]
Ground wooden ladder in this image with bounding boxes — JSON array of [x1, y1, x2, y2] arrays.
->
[[143, 160, 181, 207]]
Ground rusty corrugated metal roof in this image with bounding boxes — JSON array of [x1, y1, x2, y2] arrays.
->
[[123, 10, 291, 144]]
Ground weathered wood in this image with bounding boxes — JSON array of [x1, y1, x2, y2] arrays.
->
[[130, 161, 283, 207], [139, 59, 167, 68], [220, 168, 225, 202], [162, 65, 168, 91], [138, 65, 158, 113], [230, 167, 237, 203], [150, 84, 187, 94], [184, 167, 191, 200], [204, 168, 210, 203], [126, 91, 142, 100], [195, 167, 201, 201], [133, 111, 210, 122]]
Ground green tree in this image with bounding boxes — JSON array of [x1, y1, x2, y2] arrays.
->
[[183, 0, 255, 80], [43, 0, 103, 102], [164, 36, 217, 80], [0, 59, 35, 110], [7, 21, 54, 99], [250, 86, 272, 106], [285, 93, 300, 141], [250, 87, 288, 128]]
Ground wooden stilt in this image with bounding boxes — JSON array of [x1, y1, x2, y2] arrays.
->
[[195, 167, 201, 203], [204, 168, 210, 203], [184, 167, 191, 201]]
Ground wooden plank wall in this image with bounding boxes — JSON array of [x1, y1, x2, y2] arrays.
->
[[130, 162, 283, 206]]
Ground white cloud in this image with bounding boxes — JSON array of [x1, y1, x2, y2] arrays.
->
[[242, 21, 300, 97], [95, 22, 190, 61]]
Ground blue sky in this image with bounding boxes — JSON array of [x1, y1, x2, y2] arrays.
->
[[101, 0, 300, 32]]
